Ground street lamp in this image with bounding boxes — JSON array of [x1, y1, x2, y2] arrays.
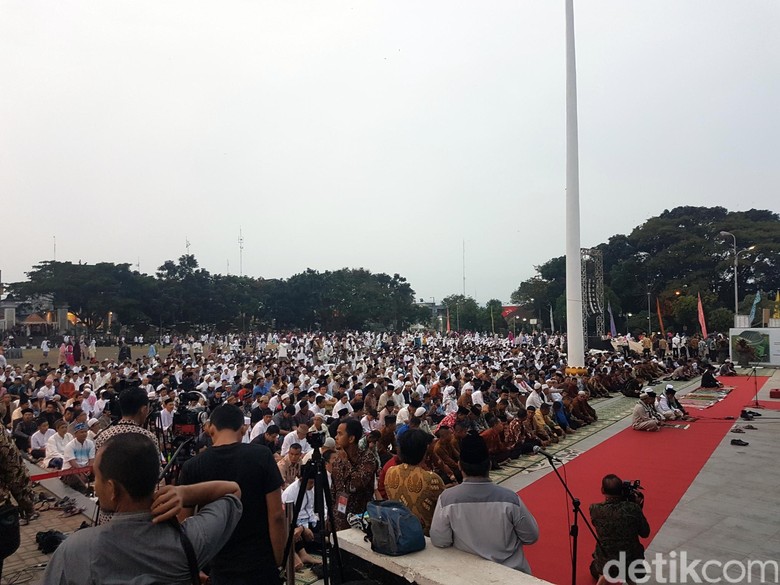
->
[[647, 284, 652, 334], [719, 231, 756, 320]]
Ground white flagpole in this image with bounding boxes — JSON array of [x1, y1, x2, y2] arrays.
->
[[565, 0, 585, 371]]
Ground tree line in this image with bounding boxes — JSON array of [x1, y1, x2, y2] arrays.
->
[[8, 256, 427, 334]]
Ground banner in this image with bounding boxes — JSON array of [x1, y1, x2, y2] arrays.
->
[[549, 305, 555, 333], [446, 306, 451, 333], [697, 293, 708, 339], [607, 302, 617, 337], [656, 297, 665, 336], [748, 291, 761, 325]]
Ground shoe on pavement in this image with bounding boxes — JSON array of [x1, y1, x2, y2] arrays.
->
[[730, 428, 745, 433], [744, 424, 758, 430], [730, 439, 749, 446], [745, 410, 762, 417]]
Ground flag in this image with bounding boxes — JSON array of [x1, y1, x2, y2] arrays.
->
[[656, 297, 665, 336], [549, 305, 555, 333], [748, 291, 761, 325], [607, 302, 617, 337], [446, 306, 451, 333], [501, 305, 519, 319], [697, 293, 708, 339]]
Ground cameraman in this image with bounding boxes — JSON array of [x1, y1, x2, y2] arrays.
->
[[589, 474, 650, 584]]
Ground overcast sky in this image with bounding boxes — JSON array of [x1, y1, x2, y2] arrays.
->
[[2, 1, 778, 304]]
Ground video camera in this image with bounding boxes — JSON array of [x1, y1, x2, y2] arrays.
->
[[621, 479, 644, 504], [306, 430, 325, 450], [171, 392, 204, 439]]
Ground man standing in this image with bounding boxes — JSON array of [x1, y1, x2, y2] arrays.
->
[[430, 433, 539, 574], [589, 474, 650, 583], [179, 404, 286, 585]]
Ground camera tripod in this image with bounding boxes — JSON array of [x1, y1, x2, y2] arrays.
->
[[281, 448, 344, 585]]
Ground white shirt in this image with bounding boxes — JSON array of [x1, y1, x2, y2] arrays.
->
[[250, 419, 272, 441], [525, 392, 544, 410], [282, 479, 325, 526], [656, 395, 681, 415], [32, 429, 55, 451], [335, 400, 353, 416], [361, 415, 380, 435], [281, 432, 312, 457], [160, 408, 175, 431], [45, 432, 74, 465]]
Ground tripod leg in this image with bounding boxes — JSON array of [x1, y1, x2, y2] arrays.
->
[[318, 471, 345, 583], [281, 466, 315, 576]]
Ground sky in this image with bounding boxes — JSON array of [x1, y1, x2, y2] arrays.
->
[[2, 1, 778, 305]]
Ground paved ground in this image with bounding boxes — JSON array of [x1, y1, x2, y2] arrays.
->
[[1, 481, 92, 585], [646, 369, 780, 584]]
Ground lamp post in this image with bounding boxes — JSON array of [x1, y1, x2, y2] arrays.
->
[[720, 231, 756, 322], [647, 284, 652, 334]]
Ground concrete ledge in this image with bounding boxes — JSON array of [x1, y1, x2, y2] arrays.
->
[[336, 527, 551, 585], [25, 460, 97, 520]]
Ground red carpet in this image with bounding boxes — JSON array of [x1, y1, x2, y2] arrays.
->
[[757, 400, 780, 410], [517, 376, 768, 585]]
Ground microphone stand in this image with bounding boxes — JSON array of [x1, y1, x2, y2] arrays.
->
[[542, 455, 602, 585]]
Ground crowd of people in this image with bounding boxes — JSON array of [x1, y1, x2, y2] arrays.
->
[[0, 327, 724, 582]]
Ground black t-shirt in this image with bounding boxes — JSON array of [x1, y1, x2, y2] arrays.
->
[[179, 442, 283, 576], [250, 434, 280, 456]]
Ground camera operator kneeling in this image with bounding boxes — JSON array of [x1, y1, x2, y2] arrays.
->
[[589, 474, 650, 585]]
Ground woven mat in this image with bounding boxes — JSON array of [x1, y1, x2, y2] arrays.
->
[[678, 387, 733, 410]]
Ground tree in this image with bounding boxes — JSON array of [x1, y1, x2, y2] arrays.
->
[[510, 206, 780, 332]]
